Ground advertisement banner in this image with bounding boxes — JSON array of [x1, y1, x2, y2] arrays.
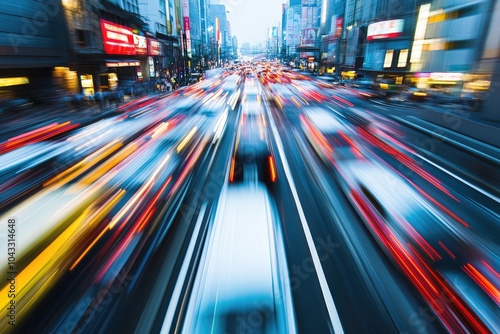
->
[[100, 19, 135, 55], [367, 19, 404, 41], [336, 17, 343, 37], [148, 38, 161, 56], [182, 0, 192, 58], [301, 28, 316, 47], [134, 35, 147, 55], [183, 17, 190, 31]]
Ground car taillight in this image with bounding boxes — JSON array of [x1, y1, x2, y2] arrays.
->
[[268, 155, 277, 182], [229, 156, 236, 182]]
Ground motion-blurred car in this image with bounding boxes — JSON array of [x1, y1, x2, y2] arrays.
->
[[181, 184, 295, 334], [336, 159, 498, 332], [300, 108, 362, 165], [195, 102, 229, 144], [267, 84, 301, 109], [401, 87, 429, 101], [230, 103, 277, 185]]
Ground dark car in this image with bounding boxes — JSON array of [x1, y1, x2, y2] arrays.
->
[[230, 105, 276, 185]]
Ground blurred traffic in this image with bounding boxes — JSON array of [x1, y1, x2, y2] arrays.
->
[[0, 62, 498, 334]]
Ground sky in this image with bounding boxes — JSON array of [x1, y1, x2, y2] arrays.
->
[[219, 0, 284, 46]]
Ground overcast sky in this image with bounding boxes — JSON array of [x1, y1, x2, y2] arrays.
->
[[220, 0, 284, 46]]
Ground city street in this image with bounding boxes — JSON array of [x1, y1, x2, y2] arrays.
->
[[1, 67, 498, 333]]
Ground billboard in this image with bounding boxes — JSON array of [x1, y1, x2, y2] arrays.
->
[[148, 38, 161, 56], [100, 19, 135, 55], [301, 28, 317, 46], [134, 35, 147, 55], [367, 19, 404, 41]]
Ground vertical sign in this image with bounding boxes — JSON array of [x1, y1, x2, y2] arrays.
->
[[182, 0, 192, 58]]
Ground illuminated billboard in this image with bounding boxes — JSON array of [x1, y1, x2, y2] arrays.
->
[[134, 35, 147, 55], [367, 19, 404, 41], [100, 19, 135, 55], [147, 38, 161, 56]]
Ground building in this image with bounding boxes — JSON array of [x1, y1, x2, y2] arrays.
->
[[297, 0, 322, 70], [209, 3, 228, 65], [468, 0, 500, 121], [0, 0, 70, 102], [319, 0, 346, 73], [360, 0, 426, 83], [285, 3, 302, 64], [139, 0, 181, 79], [409, 1, 491, 94], [58, 0, 154, 96]]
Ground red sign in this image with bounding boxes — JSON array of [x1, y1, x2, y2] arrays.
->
[[106, 61, 141, 67], [336, 17, 343, 37], [147, 38, 161, 56], [100, 19, 135, 55], [183, 17, 190, 31]]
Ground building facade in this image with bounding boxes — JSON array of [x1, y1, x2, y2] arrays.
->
[[0, 0, 70, 101]]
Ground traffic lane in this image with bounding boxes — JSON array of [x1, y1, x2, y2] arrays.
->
[[264, 121, 338, 333], [279, 94, 497, 331], [360, 129, 499, 246], [264, 101, 443, 333], [0, 97, 194, 212], [389, 120, 499, 197], [325, 87, 499, 192], [14, 104, 237, 333], [266, 101, 446, 333], [109, 99, 241, 334]]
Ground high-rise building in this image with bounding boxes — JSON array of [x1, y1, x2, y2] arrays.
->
[[319, 0, 346, 72], [209, 3, 228, 64], [296, 0, 322, 69], [285, 3, 302, 61], [359, 0, 425, 81], [108, 0, 140, 15]]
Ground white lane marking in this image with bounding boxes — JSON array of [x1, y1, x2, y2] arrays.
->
[[394, 116, 500, 164], [266, 105, 345, 334], [413, 151, 500, 204], [390, 116, 499, 203], [160, 202, 207, 334]]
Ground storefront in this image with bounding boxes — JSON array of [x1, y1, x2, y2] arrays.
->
[[99, 19, 149, 86]]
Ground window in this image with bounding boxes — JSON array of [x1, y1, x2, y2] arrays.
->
[[398, 49, 408, 67], [383, 49, 394, 68], [445, 40, 474, 50], [76, 29, 86, 47]]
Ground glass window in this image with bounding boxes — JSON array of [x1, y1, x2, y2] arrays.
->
[[398, 49, 408, 67], [383, 49, 394, 68]]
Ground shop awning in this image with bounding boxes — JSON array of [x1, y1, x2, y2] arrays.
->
[[105, 59, 141, 67]]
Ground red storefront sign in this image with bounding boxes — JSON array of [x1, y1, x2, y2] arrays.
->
[[147, 38, 161, 56], [336, 17, 343, 37], [183, 17, 190, 31], [100, 19, 135, 55]]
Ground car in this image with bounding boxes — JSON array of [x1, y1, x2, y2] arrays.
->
[[180, 184, 295, 334], [335, 159, 498, 331], [300, 108, 362, 166], [229, 103, 277, 185], [401, 87, 429, 101], [194, 101, 229, 144]]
